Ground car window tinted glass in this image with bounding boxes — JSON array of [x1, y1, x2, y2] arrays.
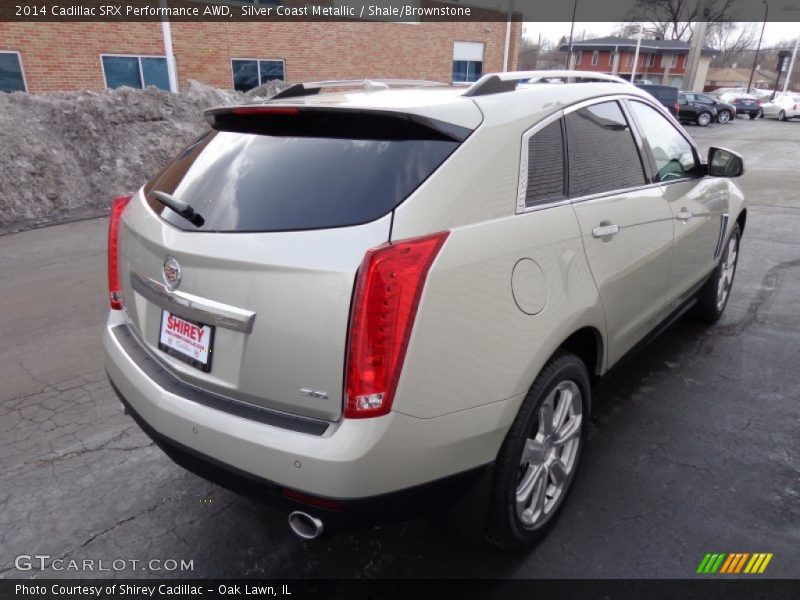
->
[[525, 119, 565, 206], [629, 101, 701, 183], [697, 94, 716, 103], [144, 129, 460, 233], [565, 101, 646, 197]]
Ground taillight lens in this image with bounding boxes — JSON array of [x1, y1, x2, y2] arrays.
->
[[344, 231, 449, 418], [673, 102, 679, 114], [108, 194, 132, 310]]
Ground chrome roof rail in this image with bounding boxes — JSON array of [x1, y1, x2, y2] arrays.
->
[[463, 70, 629, 97], [271, 79, 446, 99]]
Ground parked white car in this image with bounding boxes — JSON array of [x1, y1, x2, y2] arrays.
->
[[104, 71, 747, 548], [761, 92, 800, 121]]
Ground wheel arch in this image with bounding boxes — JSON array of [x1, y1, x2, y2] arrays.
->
[[557, 326, 604, 380]]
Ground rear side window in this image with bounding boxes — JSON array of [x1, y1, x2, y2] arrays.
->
[[144, 110, 467, 232], [524, 119, 566, 207], [565, 101, 646, 197]]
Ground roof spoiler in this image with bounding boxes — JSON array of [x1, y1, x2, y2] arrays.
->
[[271, 79, 445, 100]]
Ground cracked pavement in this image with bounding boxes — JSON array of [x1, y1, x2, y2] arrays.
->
[[1, 118, 798, 579]]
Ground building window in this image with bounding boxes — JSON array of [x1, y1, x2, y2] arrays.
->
[[644, 54, 655, 67], [574, 51, 582, 65], [625, 53, 633, 67], [661, 54, 678, 68], [452, 41, 484, 83], [609, 51, 615, 66], [231, 58, 285, 92], [0, 51, 27, 93], [102, 55, 170, 90], [591, 50, 599, 66]]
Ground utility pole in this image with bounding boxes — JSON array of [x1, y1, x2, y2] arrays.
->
[[683, 0, 709, 92], [631, 23, 643, 82], [747, 0, 769, 93], [783, 37, 799, 92], [160, 0, 178, 92], [565, 0, 578, 69]]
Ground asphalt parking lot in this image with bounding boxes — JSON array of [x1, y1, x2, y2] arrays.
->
[[1, 117, 798, 580]]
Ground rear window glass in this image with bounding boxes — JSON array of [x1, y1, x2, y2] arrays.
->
[[144, 112, 464, 233]]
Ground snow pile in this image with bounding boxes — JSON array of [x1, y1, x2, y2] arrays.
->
[[0, 80, 286, 234]]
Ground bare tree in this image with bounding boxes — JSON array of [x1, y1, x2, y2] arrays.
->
[[631, 0, 736, 40], [707, 22, 757, 67]]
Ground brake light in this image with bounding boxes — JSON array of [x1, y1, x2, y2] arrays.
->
[[673, 102, 679, 114], [344, 232, 449, 418], [108, 194, 132, 310]]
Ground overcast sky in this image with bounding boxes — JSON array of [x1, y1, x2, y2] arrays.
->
[[522, 22, 800, 48]]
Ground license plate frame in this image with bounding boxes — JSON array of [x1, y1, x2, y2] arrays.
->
[[158, 310, 215, 372]]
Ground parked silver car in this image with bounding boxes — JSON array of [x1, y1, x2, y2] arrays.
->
[[104, 71, 747, 548]]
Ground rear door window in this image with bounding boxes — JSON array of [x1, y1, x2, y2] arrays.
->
[[145, 110, 468, 232], [564, 101, 647, 197]]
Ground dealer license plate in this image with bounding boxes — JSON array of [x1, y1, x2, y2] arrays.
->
[[158, 310, 215, 372]]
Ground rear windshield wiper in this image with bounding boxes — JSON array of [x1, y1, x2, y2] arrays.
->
[[151, 191, 205, 228]]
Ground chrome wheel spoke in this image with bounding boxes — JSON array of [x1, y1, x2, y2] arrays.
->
[[539, 393, 555, 437], [550, 459, 567, 486], [516, 464, 545, 517], [521, 438, 546, 464], [554, 414, 582, 446]]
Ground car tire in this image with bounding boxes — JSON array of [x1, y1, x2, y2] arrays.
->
[[695, 223, 741, 324], [697, 112, 712, 126], [717, 110, 731, 124], [778, 110, 787, 121], [485, 351, 590, 550]]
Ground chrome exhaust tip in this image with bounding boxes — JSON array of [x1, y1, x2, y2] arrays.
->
[[288, 511, 324, 540]]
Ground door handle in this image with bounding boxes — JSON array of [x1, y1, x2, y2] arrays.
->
[[592, 224, 620, 238], [676, 208, 693, 221]]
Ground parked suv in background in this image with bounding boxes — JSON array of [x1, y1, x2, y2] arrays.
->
[[680, 92, 736, 124], [105, 71, 747, 549], [634, 83, 679, 116]]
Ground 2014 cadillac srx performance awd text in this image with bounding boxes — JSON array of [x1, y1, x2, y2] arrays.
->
[[104, 71, 746, 549]]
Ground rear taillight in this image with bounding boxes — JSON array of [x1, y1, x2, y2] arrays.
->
[[673, 102, 679, 114], [344, 232, 449, 418], [108, 194, 132, 310]]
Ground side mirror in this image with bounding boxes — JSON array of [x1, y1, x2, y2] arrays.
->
[[707, 146, 744, 178]]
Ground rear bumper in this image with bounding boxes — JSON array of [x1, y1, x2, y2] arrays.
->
[[110, 378, 488, 531], [104, 310, 510, 509]]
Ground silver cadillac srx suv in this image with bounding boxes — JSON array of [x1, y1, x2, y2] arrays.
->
[[104, 71, 746, 548]]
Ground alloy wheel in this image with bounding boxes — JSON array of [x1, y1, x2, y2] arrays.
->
[[515, 381, 583, 528], [697, 112, 711, 126], [717, 111, 731, 123], [779, 110, 786, 121], [716, 233, 739, 311]]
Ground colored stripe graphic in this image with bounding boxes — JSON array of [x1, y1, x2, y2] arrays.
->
[[697, 552, 772, 574]]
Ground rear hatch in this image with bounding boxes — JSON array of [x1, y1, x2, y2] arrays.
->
[[118, 105, 471, 421]]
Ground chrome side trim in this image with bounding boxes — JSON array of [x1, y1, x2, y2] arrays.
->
[[130, 271, 256, 333], [714, 213, 730, 260], [515, 93, 690, 216]]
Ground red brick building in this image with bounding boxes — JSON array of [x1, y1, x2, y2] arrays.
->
[[560, 36, 716, 89], [0, 17, 520, 94]]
